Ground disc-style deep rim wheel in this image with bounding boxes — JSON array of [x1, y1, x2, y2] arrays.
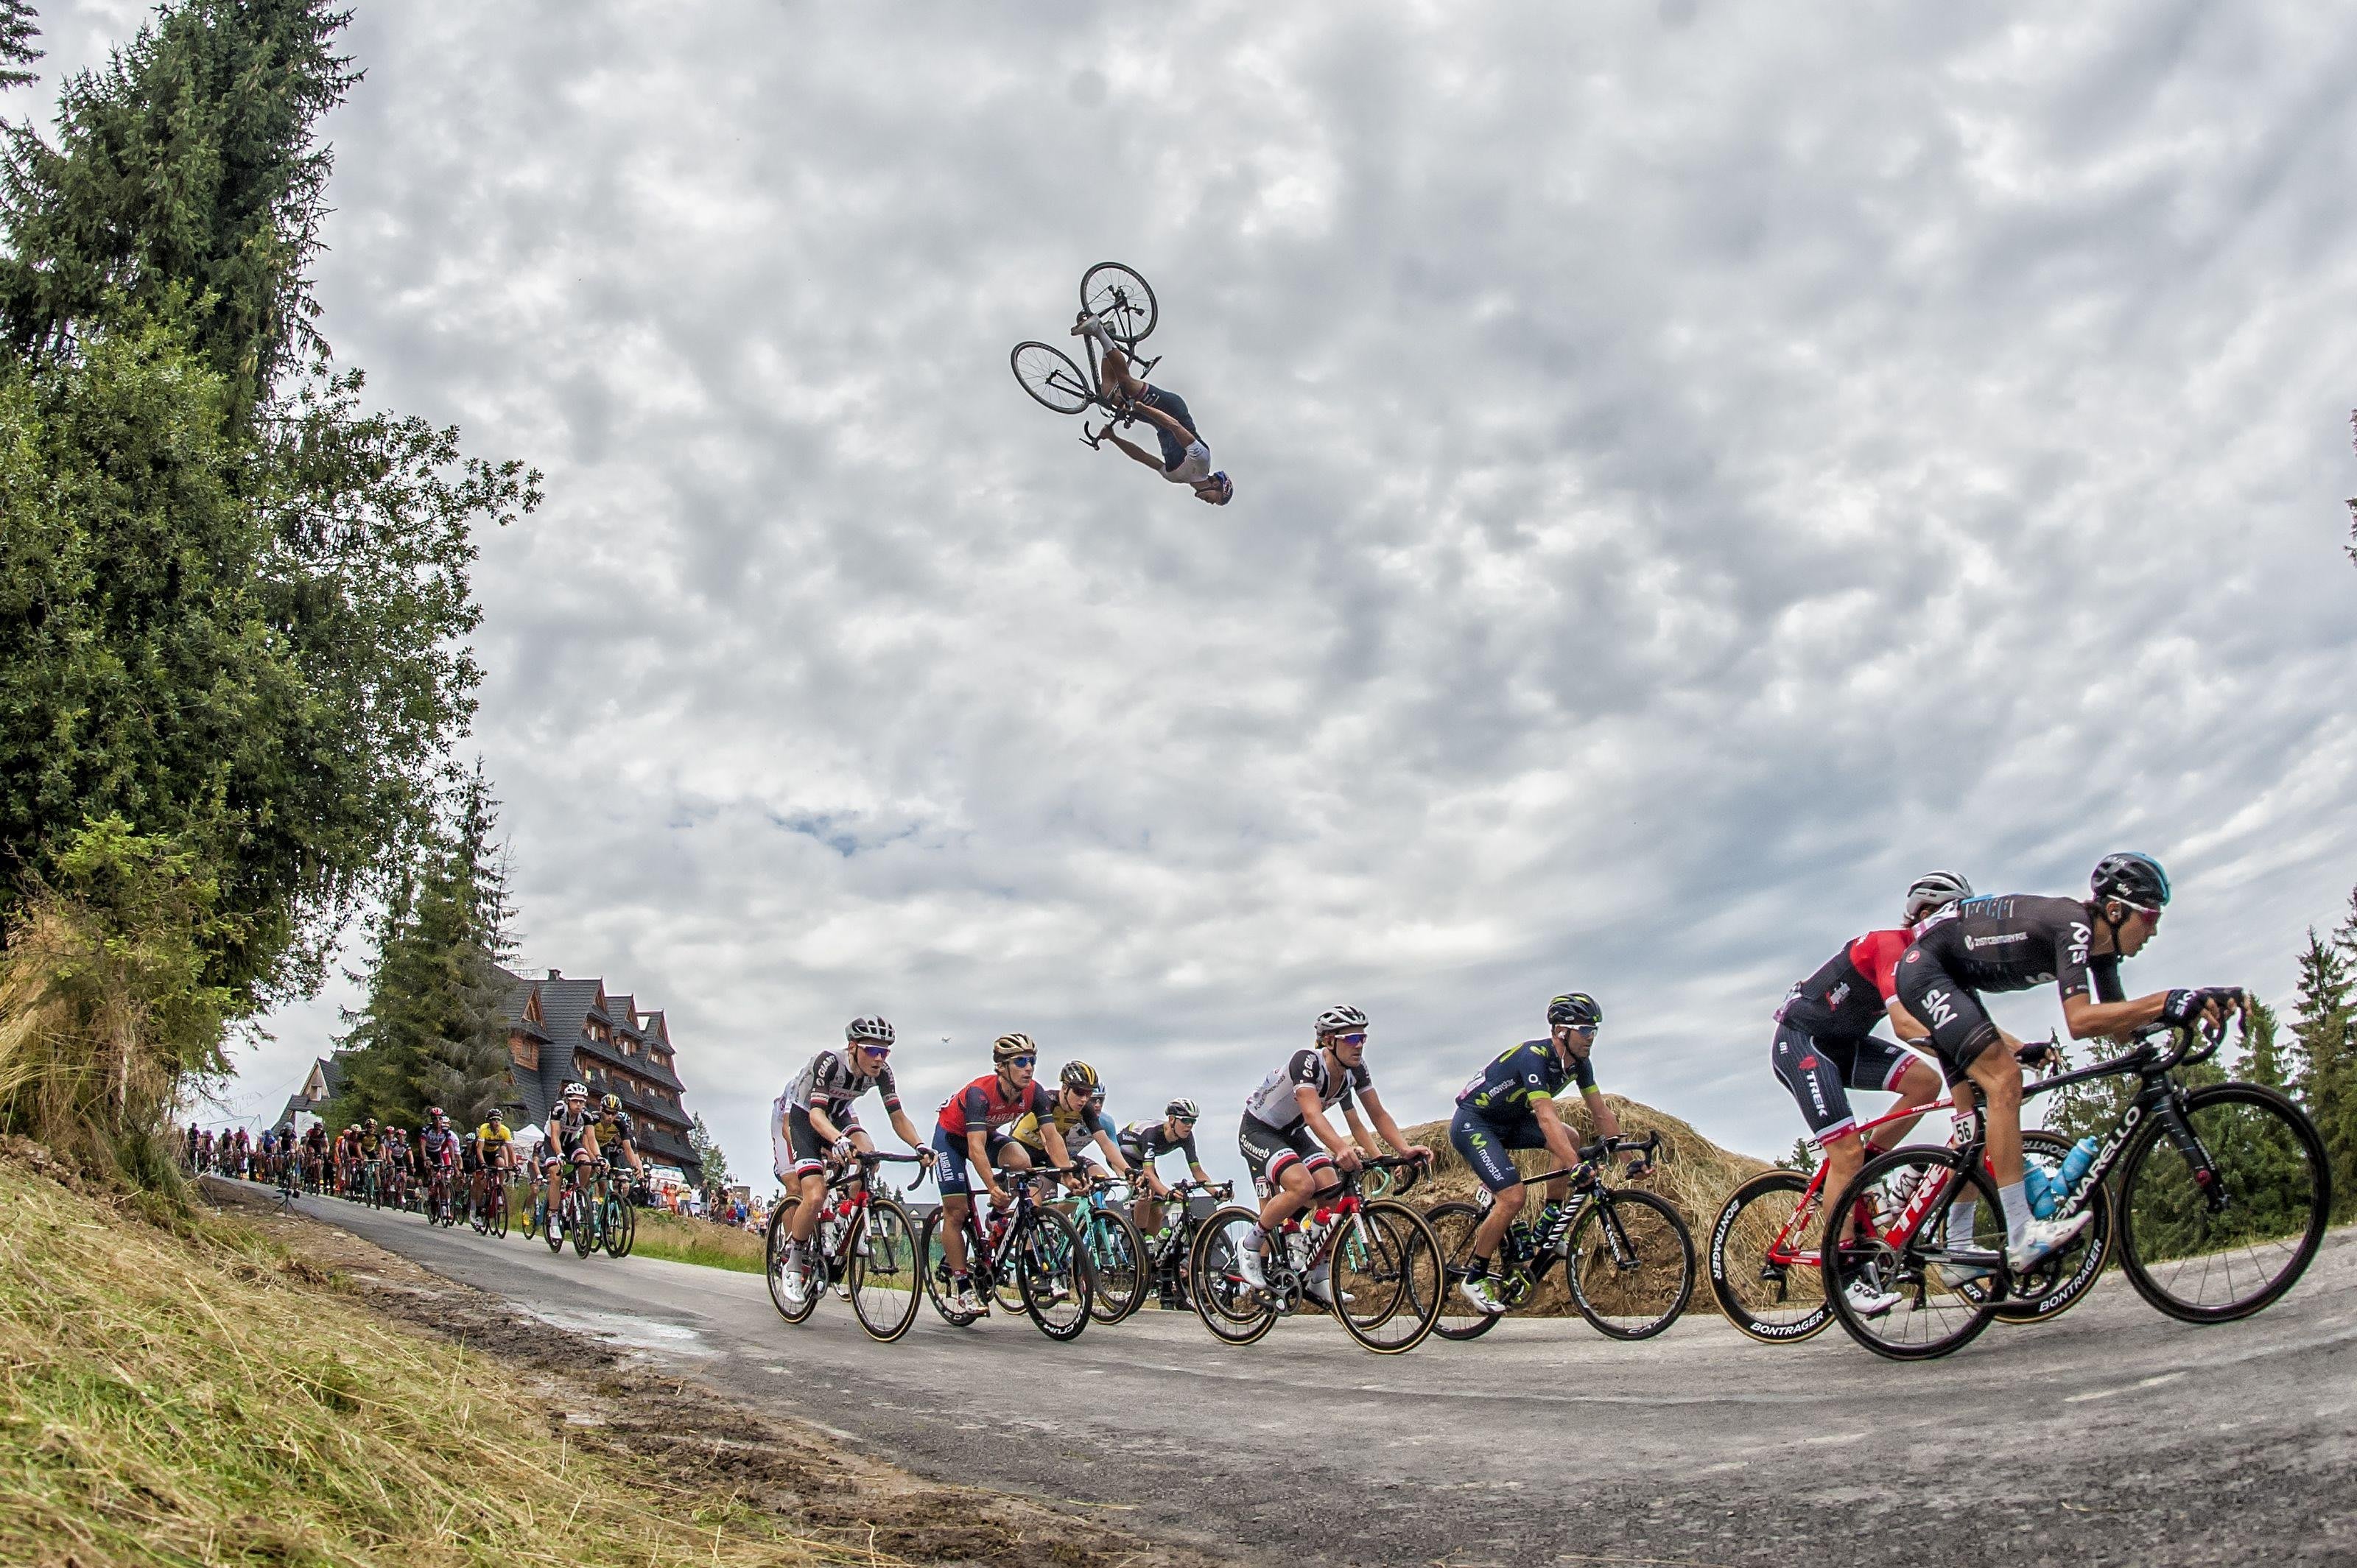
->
[[1011, 341, 1092, 414], [1016, 1208, 1094, 1342], [766, 1200, 819, 1324], [1822, 1148, 2003, 1361], [1189, 1206, 1279, 1346], [1425, 1200, 1504, 1343], [1078, 261, 1159, 345], [1332, 1200, 1445, 1354], [614, 1195, 636, 1258], [1707, 1170, 1832, 1344], [1988, 1131, 2111, 1326], [2115, 1082, 2329, 1323], [849, 1198, 924, 1343]]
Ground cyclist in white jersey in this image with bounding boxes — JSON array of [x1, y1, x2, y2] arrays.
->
[[1072, 313, 1233, 504], [1233, 1005, 1430, 1306], [771, 1016, 932, 1307]]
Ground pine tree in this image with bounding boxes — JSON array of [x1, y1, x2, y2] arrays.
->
[[1778, 1137, 1818, 1174], [0, 2, 41, 94], [2238, 998, 2288, 1090], [687, 1114, 731, 1189], [2288, 922, 2357, 1222]]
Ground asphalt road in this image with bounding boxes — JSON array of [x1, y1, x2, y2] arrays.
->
[[273, 1190, 2354, 1567]]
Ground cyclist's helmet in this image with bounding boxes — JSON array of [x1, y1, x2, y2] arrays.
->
[[846, 1015, 894, 1046], [563, 1080, 588, 1099], [1548, 992, 1604, 1030], [600, 1092, 622, 1113], [364, 1117, 379, 1129], [2092, 851, 2171, 910], [1903, 870, 1973, 924], [435, 1111, 451, 1128], [1315, 1005, 1369, 1037], [424, 1106, 443, 1121], [1206, 471, 1234, 506], [1061, 1060, 1100, 1093], [488, 1108, 505, 1125], [993, 1033, 1037, 1065], [1165, 1097, 1200, 1121]]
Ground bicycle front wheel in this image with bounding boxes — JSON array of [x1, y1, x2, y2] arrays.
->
[[1707, 1171, 1830, 1345], [1079, 262, 1158, 345], [2116, 1081, 2329, 1323], [542, 1194, 563, 1254], [490, 1185, 510, 1239], [1423, 1201, 1502, 1343], [1567, 1189, 1694, 1340], [849, 1198, 922, 1343], [1188, 1206, 1279, 1346], [1011, 341, 1092, 414], [600, 1195, 629, 1258], [1079, 1206, 1147, 1323], [613, 1194, 636, 1257], [1014, 1208, 1093, 1342], [1823, 1147, 2003, 1361], [1330, 1200, 1445, 1354]]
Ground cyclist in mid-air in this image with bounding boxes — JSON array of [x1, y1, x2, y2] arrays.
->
[[1895, 851, 2244, 1273], [1234, 1005, 1430, 1309], [771, 1016, 932, 1309], [1451, 993, 1638, 1315], [1072, 312, 1232, 505], [1770, 872, 1964, 1316]]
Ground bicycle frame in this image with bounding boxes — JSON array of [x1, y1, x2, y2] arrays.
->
[[1754, 1098, 1956, 1273]]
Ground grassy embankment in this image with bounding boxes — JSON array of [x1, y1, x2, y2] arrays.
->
[[0, 1150, 885, 1567], [623, 1205, 764, 1273]]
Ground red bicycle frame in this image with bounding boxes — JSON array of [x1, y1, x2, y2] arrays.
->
[[1757, 1091, 1957, 1272]]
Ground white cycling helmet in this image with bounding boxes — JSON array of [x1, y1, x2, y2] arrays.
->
[[1903, 871, 1973, 924], [1315, 1005, 1369, 1037], [846, 1016, 894, 1046]]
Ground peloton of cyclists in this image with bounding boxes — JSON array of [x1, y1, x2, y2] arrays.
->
[[932, 1034, 1078, 1317], [772, 1016, 935, 1309], [1234, 1006, 1432, 1309]]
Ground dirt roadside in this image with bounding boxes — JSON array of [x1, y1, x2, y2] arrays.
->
[[201, 1179, 1228, 1568]]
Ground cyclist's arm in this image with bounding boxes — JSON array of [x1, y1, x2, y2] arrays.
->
[[1296, 1084, 1353, 1160], [1187, 1161, 1212, 1186], [1357, 1089, 1430, 1160], [2060, 989, 2170, 1040], [886, 1107, 927, 1153], [1884, 996, 1930, 1044], [806, 1105, 847, 1146], [965, 1128, 1004, 1200], [1102, 429, 1168, 472], [1529, 1094, 1583, 1170], [1090, 1126, 1131, 1178], [1581, 1084, 1623, 1142], [1042, 1123, 1075, 1179]]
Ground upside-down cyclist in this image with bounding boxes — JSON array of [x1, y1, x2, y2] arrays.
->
[[1895, 851, 2245, 1273], [931, 1033, 1076, 1316], [1121, 1098, 1212, 1234], [1771, 872, 1964, 1315], [1071, 312, 1233, 505], [1008, 1061, 1132, 1184], [1453, 993, 1641, 1315], [1234, 1005, 1431, 1309], [772, 1016, 934, 1308]]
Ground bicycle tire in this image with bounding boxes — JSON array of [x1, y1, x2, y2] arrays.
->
[[915, 1207, 983, 1328], [542, 1193, 564, 1254], [1188, 1206, 1279, 1346], [1567, 1189, 1694, 1340], [1989, 1130, 2111, 1326], [1015, 1208, 1093, 1342], [1011, 341, 1092, 415], [849, 1198, 924, 1343], [1079, 262, 1158, 346], [614, 1195, 636, 1258], [601, 1195, 629, 1258], [490, 1186, 510, 1240], [570, 1192, 595, 1257], [1423, 1201, 1503, 1343], [1333, 1200, 1445, 1354], [1079, 1206, 1148, 1324], [1707, 1170, 1831, 1344], [1823, 1147, 2003, 1361], [765, 1200, 821, 1325], [2115, 1081, 2329, 1324], [524, 1193, 542, 1241]]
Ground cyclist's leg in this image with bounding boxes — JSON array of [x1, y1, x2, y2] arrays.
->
[[1097, 342, 1146, 404], [1455, 1106, 1530, 1259], [1774, 1024, 1867, 1234], [784, 1108, 829, 1245], [932, 1123, 974, 1273], [1852, 1039, 1943, 1152]]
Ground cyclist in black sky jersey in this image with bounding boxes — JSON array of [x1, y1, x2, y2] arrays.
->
[[1121, 1098, 1212, 1234], [1895, 851, 2246, 1273]]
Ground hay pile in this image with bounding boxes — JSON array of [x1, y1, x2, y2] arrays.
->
[[1398, 1093, 1773, 1318]]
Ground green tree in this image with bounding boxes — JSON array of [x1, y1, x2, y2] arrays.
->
[[0, 2, 40, 94], [2237, 997, 2288, 1090], [687, 1113, 730, 1188], [1777, 1137, 1818, 1174], [2291, 903, 2357, 1221], [328, 767, 519, 1132]]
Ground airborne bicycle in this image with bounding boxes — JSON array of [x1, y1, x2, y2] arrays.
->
[[1819, 1018, 2329, 1360], [1010, 261, 1160, 435], [1190, 1155, 1447, 1354], [1426, 1131, 1697, 1343]]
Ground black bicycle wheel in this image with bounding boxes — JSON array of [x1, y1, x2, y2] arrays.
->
[[601, 1195, 629, 1258], [570, 1192, 595, 1257], [1823, 1147, 2003, 1360], [1332, 1200, 1445, 1354], [1424, 1201, 1503, 1343], [915, 1207, 982, 1327], [490, 1185, 510, 1239], [1010, 341, 1092, 415], [2116, 1081, 2329, 1323], [1188, 1206, 1279, 1346], [1079, 262, 1158, 346], [614, 1195, 636, 1258], [765, 1200, 821, 1325], [1567, 1189, 1694, 1340], [1076, 1206, 1147, 1323], [1707, 1170, 1833, 1345], [542, 1192, 564, 1254], [849, 1198, 924, 1343], [1015, 1208, 1093, 1341], [1988, 1131, 2111, 1326]]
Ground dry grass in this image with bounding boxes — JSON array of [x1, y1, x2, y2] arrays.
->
[[1399, 1093, 1773, 1317], [624, 1207, 765, 1274], [0, 1150, 896, 1567]]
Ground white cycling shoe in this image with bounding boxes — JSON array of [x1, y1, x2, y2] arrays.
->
[[1843, 1273, 1900, 1318], [780, 1265, 809, 1307], [1458, 1275, 1508, 1315], [1235, 1240, 1268, 1290], [2007, 1212, 2093, 1272]]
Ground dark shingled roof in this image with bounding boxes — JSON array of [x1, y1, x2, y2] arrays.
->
[[495, 967, 701, 1181]]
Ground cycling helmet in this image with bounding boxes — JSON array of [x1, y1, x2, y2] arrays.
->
[[488, 1108, 505, 1124], [1548, 992, 1603, 1030], [600, 1092, 622, 1113], [364, 1117, 379, 1128], [1166, 1097, 1200, 1120], [1061, 1060, 1101, 1093], [993, 1033, 1038, 1064], [1206, 471, 1234, 505], [846, 1016, 894, 1046], [562, 1080, 589, 1099], [1315, 1005, 1369, 1037], [1903, 870, 1973, 924], [2091, 852, 2171, 910]]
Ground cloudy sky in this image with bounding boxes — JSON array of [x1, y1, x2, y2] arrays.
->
[[40, 1, 2357, 1179]]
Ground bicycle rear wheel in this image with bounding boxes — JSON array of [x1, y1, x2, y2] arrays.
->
[[1011, 341, 1092, 414], [613, 1194, 636, 1257], [570, 1192, 595, 1256], [915, 1207, 982, 1327], [490, 1184, 510, 1239], [1823, 1147, 2004, 1360], [2116, 1082, 2328, 1323], [1188, 1207, 1279, 1346], [600, 1195, 629, 1258], [1708, 1171, 1830, 1343], [1014, 1209, 1092, 1341], [1079, 262, 1158, 345], [1423, 1201, 1502, 1343], [1989, 1130, 2110, 1326], [765, 1200, 820, 1324], [1079, 1206, 1147, 1323], [1332, 1200, 1444, 1354], [1567, 1189, 1694, 1340], [849, 1198, 923, 1343]]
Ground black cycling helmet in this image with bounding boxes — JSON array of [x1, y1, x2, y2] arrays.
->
[[1548, 992, 1603, 1030], [488, 1108, 506, 1124], [1061, 1059, 1100, 1093], [600, 1092, 622, 1113], [2091, 851, 2171, 910]]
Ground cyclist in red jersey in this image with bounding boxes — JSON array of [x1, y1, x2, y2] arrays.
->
[[1772, 872, 1964, 1314], [930, 1033, 1075, 1315]]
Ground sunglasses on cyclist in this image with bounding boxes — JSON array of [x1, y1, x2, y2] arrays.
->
[[857, 1042, 891, 1057], [1334, 1032, 1369, 1047], [1005, 1055, 1037, 1069]]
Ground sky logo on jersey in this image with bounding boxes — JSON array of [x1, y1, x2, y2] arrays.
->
[[1920, 987, 1959, 1030], [2069, 922, 2090, 967]]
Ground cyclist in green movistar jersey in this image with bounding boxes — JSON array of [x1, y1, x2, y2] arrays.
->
[[1450, 993, 1638, 1315]]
